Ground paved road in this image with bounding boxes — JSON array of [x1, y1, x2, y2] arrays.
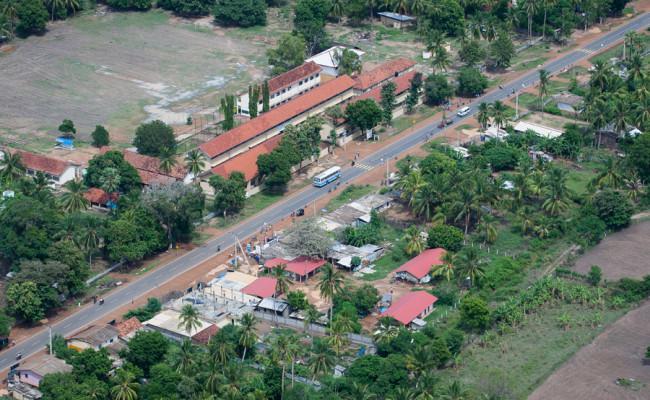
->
[[2, 13, 649, 373]]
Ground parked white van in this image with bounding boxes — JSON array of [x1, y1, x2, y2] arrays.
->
[[457, 106, 470, 117]]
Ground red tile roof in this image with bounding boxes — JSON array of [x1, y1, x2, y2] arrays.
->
[[344, 70, 417, 112], [83, 187, 119, 205], [113, 317, 142, 339], [6, 148, 72, 176], [199, 75, 356, 159], [393, 248, 446, 280], [380, 291, 437, 325], [191, 324, 219, 345], [99, 147, 187, 180], [266, 62, 322, 96], [353, 58, 417, 91], [241, 277, 278, 298], [264, 258, 289, 268], [203, 134, 283, 182], [285, 255, 327, 277]]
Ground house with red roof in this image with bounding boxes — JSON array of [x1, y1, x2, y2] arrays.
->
[[99, 147, 191, 185], [393, 248, 446, 284], [113, 317, 142, 341], [236, 62, 323, 115], [352, 57, 417, 94], [1, 148, 78, 187], [198, 75, 356, 169], [241, 277, 278, 299], [192, 325, 219, 345], [83, 188, 119, 209], [263, 255, 326, 282], [379, 290, 437, 329]]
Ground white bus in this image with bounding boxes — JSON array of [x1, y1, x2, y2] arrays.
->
[[313, 166, 341, 187]]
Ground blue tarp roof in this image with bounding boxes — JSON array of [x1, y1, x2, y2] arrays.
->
[[56, 137, 74, 147], [378, 12, 415, 21]]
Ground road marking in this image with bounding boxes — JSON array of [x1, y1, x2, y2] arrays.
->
[[80, 315, 87, 320], [63, 323, 71, 329], [191, 253, 203, 260], [576, 48, 595, 54], [139, 282, 147, 288], [354, 163, 374, 171]]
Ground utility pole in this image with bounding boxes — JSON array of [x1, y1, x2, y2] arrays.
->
[[156, 282, 159, 298], [313, 200, 316, 216], [386, 155, 389, 184], [516, 90, 519, 120], [48, 326, 52, 356]]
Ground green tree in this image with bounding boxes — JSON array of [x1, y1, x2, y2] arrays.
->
[[402, 225, 426, 256], [423, 73, 453, 106], [221, 94, 236, 131], [6, 281, 43, 322], [106, 0, 152, 10], [0, 310, 12, 337], [157, 148, 178, 175], [0, 149, 25, 183], [380, 81, 398, 123], [456, 66, 488, 96], [459, 297, 490, 332], [133, 120, 175, 157], [110, 370, 140, 400], [184, 149, 206, 185], [488, 33, 515, 69], [58, 179, 89, 213], [432, 48, 452, 73], [287, 290, 310, 310], [91, 125, 110, 147], [373, 316, 399, 344], [317, 263, 345, 326], [269, 262, 293, 294], [336, 47, 362, 76], [121, 330, 170, 375], [266, 33, 307, 76], [58, 119, 76, 138], [427, 225, 464, 252], [15, 0, 48, 35], [345, 99, 384, 133], [262, 80, 270, 113], [100, 167, 121, 202], [405, 72, 423, 113], [123, 298, 161, 322], [178, 304, 203, 336], [592, 189, 634, 230], [209, 171, 246, 217], [72, 348, 112, 380], [538, 69, 550, 116], [238, 312, 258, 362], [83, 150, 142, 193], [50, 239, 88, 294], [476, 102, 490, 131], [104, 209, 167, 263], [431, 251, 456, 281], [158, 0, 216, 15], [458, 40, 486, 66], [588, 265, 602, 286], [458, 247, 485, 286], [308, 341, 336, 383], [490, 100, 507, 134], [257, 151, 292, 190]]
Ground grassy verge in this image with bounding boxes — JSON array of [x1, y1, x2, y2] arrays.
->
[[557, 66, 588, 79], [546, 79, 568, 96], [514, 57, 551, 71], [566, 169, 597, 195], [518, 92, 540, 110], [589, 33, 650, 65], [324, 184, 378, 212], [389, 106, 439, 136], [557, 43, 578, 53], [437, 303, 626, 399], [211, 190, 286, 229]]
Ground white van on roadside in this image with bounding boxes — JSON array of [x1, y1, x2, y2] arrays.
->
[[457, 106, 470, 117]]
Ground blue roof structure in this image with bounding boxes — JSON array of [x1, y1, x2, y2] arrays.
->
[[377, 12, 415, 21], [56, 137, 74, 149]]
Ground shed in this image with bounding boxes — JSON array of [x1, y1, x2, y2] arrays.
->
[[377, 12, 416, 29], [68, 324, 120, 351], [354, 193, 392, 213], [285, 255, 327, 281], [11, 382, 42, 400], [379, 291, 437, 328], [393, 248, 446, 284], [514, 121, 564, 139], [258, 298, 291, 318], [113, 317, 142, 341], [55, 137, 74, 149]]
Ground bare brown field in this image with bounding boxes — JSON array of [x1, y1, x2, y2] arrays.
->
[[573, 220, 650, 281], [528, 300, 650, 400]]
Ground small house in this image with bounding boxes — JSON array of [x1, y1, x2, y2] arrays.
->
[[379, 291, 438, 329], [67, 324, 120, 351], [11, 382, 42, 400], [305, 46, 365, 78], [393, 248, 446, 284], [257, 297, 291, 318], [0, 148, 77, 187], [241, 277, 278, 299], [285, 255, 327, 281], [113, 317, 142, 341], [15, 355, 72, 387], [377, 12, 416, 29]]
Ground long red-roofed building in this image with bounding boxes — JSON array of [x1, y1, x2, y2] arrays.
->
[[353, 57, 417, 94], [379, 290, 437, 328], [1, 148, 77, 186], [393, 248, 446, 284]]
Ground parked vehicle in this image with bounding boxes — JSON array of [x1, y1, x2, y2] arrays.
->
[[0, 337, 8, 351], [296, 208, 305, 216], [184, 298, 204, 305]]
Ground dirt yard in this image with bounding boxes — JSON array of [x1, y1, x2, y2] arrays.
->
[[528, 300, 650, 400], [572, 220, 650, 281]]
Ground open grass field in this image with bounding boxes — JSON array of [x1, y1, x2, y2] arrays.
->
[[437, 302, 627, 399], [572, 220, 650, 281], [0, 9, 264, 148], [529, 300, 650, 400]]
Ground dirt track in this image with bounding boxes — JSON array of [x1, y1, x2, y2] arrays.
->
[[573, 220, 650, 281], [528, 300, 650, 400]]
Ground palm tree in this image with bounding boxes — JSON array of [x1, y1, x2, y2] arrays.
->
[[515, 205, 535, 235], [477, 214, 498, 243], [542, 183, 568, 216], [405, 345, 434, 383], [392, 0, 408, 15], [596, 156, 623, 188], [454, 186, 480, 234], [373, 316, 399, 343], [1, 0, 19, 22], [330, 0, 345, 22], [60, 179, 90, 213], [609, 99, 630, 137], [287, 334, 301, 389], [388, 388, 415, 400], [590, 60, 609, 92], [523, 0, 540, 37], [402, 225, 426, 256], [184, 149, 206, 185], [625, 176, 645, 201], [541, 0, 557, 40], [409, 0, 426, 16], [269, 263, 293, 294], [169, 338, 198, 375], [178, 304, 203, 336], [432, 49, 452, 74], [412, 184, 438, 221], [303, 307, 321, 349], [221, 364, 244, 398], [347, 383, 377, 400], [326, 320, 349, 355], [635, 96, 650, 127], [202, 359, 222, 395], [398, 169, 426, 205], [0, 149, 25, 183], [110, 370, 140, 400], [490, 100, 507, 142], [100, 167, 121, 202], [534, 216, 553, 239], [440, 380, 469, 400], [208, 330, 234, 368], [432, 202, 454, 226], [246, 389, 268, 400], [538, 69, 550, 116], [238, 313, 258, 362], [270, 332, 291, 399], [47, 0, 63, 21], [476, 102, 490, 131], [466, 13, 483, 40], [458, 247, 484, 287], [431, 251, 456, 281], [413, 374, 439, 400], [335, 306, 359, 333], [158, 148, 179, 175], [629, 55, 644, 81], [308, 341, 336, 383], [316, 264, 345, 326], [80, 216, 101, 268], [590, 98, 608, 149]]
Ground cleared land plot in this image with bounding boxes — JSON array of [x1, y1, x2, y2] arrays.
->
[[558, 66, 589, 79], [572, 220, 650, 280], [0, 10, 262, 145], [529, 300, 650, 400]]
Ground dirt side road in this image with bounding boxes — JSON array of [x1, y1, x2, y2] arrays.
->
[[528, 300, 650, 400]]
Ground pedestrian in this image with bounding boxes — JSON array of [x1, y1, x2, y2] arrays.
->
[[12, 340, 15, 347], [131, 298, 134, 304], [93, 296, 97, 304]]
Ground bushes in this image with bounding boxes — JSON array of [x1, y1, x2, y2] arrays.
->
[[459, 297, 490, 332], [123, 298, 162, 322], [158, 0, 216, 16], [592, 190, 634, 231], [484, 146, 521, 171], [430, 281, 459, 306], [213, 0, 267, 26], [481, 258, 524, 291], [107, 0, 152, 10], [427, 225, 464, 252], [615, 276, 650, 303]]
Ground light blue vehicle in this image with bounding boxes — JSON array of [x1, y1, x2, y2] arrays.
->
[[313, 166, 341, 187]]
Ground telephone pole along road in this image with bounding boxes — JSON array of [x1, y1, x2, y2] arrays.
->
[[2, 13, 649, 373]]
